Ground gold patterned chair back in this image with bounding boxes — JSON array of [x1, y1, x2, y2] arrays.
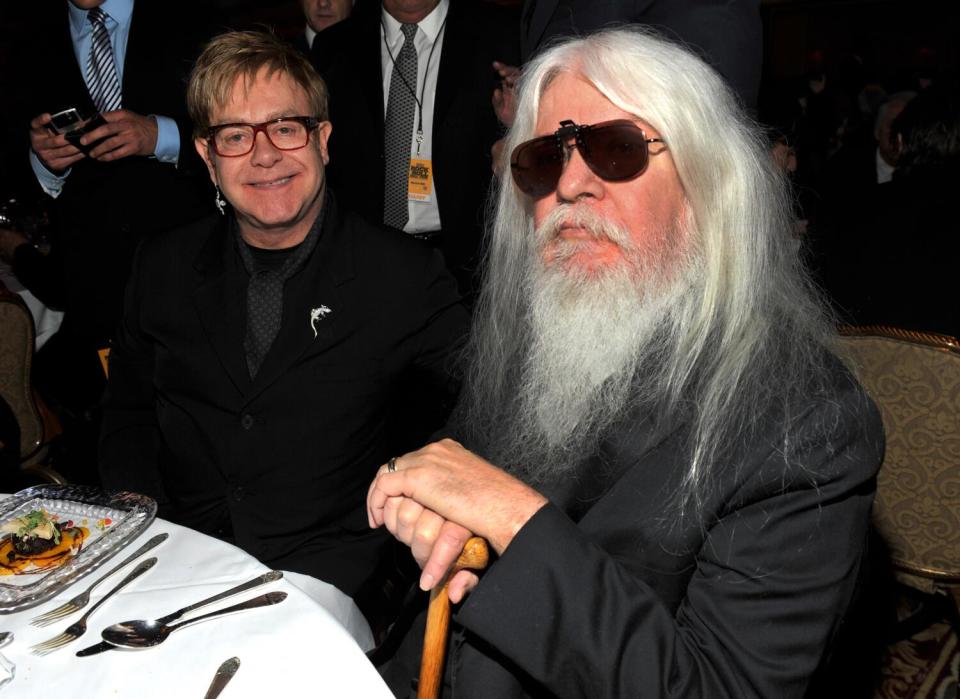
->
[[0, 281, 66, 484], [0, 282, 44, 458], [836, 326, 960, 592]]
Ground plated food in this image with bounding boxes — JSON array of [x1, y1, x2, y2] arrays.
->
[[0, 509, 97, 575], [0, 485, 156, 613]]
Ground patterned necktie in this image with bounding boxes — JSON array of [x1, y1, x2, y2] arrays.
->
[[86, 7, 122, 113], [237, 200, 326, 379], [383, 23, 418, 230]]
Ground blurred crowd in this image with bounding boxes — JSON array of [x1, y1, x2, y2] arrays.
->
[[757, 18, 959, 337]]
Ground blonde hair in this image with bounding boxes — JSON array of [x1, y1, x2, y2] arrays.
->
[[187, 30, 329, 138]]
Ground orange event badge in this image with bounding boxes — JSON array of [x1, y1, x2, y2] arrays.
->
[[408, 158, 433, 202]]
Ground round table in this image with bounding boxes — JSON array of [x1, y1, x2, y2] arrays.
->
[[0, 515, 392, 697]]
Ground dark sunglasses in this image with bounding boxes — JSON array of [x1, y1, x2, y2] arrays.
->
[[510, 119, 664, 198]]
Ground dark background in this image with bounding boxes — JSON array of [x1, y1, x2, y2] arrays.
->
[[0, 0, 957, 201]]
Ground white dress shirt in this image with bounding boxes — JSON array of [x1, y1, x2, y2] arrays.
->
[[875, 147, 896, 184], [380, 0, 449, 234]]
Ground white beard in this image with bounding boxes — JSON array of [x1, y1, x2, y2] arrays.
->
[[503, 203, 699, 485]]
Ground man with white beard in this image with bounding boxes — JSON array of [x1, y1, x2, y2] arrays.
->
[[367, 28, 883, 698]]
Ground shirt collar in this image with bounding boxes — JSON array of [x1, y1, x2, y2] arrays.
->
[[381, 0, 449, 45], [875, 147, 896, 184], [305, 24, 317, 49], [68, 0, 135, 33]]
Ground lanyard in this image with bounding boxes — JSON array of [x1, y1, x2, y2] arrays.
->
[[381, 16, 448, 155]]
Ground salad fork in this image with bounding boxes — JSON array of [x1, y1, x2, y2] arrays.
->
[[30, 556, 157, 656], [30, 532, 168, 627]]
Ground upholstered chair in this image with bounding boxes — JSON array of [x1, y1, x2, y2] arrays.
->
[[0, 280, 66, 484], [836, 325, 960, 635]]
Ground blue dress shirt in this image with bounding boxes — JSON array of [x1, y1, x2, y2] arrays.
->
[[30, 0, 180, 197]]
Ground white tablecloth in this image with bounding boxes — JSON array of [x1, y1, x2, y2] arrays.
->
[[0, 516, 392, 698]]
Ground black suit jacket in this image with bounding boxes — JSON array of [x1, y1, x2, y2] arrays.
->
[[382, 358, 883, 697], [16, 1, 216, 354], [291, 29, 311, 56], [520, 0, 762, 109], [314, 1, 518, 295], [100, 195, 469, 596]]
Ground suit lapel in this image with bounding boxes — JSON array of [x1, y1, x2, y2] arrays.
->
[[432, 2, 465, 132], [51, 5, 95, 116], [191, 219, 251, 398], [121, 0, 151, 104], [358, 13, 387, 209], [245, 197, 356, 403], [549, 413, 687, 521], [522, 0, 559, 61], [362, 15, 386, 132]]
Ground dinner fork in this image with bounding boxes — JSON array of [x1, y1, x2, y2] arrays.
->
[[30, 532, 169, 627], [30, 556, 157, 656]]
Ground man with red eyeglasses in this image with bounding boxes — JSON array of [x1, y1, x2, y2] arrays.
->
[[368, 29, 884, 697], [99, 30, 468, 625]]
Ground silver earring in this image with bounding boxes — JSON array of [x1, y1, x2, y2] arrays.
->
[[214, 186, 226, 215]]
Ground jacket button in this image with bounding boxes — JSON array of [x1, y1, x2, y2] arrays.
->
[[241, 413, 255, 430], [232, 486, 245, 502]]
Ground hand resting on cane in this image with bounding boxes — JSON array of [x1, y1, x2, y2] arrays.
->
[[367, 438, 548, 602]]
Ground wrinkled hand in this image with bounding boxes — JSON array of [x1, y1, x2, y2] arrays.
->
[[367, 439, 548, 600], [374, 490, 478, 602], [492, 61, 520, 127], [83, 109, 158, 161], [30, 113, 85, 173], [0, 228, 29, 263]]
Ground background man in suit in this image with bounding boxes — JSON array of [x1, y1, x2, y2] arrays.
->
[[368, 29, 882, 697], [314, 0, 517, 298], [10, 0, 215, 474], [99, 31, 467, 618], [292, 0, 353, 54]]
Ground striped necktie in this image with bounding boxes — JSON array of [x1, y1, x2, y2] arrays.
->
[[86, 7, 122, 113]]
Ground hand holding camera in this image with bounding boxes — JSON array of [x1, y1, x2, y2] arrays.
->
[[33, 108, 159, 170], [75, 109, 159, 161], [30, 112, 86, 174]]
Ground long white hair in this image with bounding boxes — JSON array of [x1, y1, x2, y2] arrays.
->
[[455, 28, 835, 514]]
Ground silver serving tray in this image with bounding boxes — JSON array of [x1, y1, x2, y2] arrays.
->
[[0, 485, 156, 613]]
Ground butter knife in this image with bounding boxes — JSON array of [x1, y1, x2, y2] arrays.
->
[[76, 570, 282, 657], [203, 657, 240, 699]]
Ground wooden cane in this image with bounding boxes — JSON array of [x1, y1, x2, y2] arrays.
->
[[417, 537, 490, 699]]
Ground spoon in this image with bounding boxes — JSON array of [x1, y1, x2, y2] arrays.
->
[[100, 591, 287, 648], [204, 657, 240, 699], [77, 570, 282, 656]]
